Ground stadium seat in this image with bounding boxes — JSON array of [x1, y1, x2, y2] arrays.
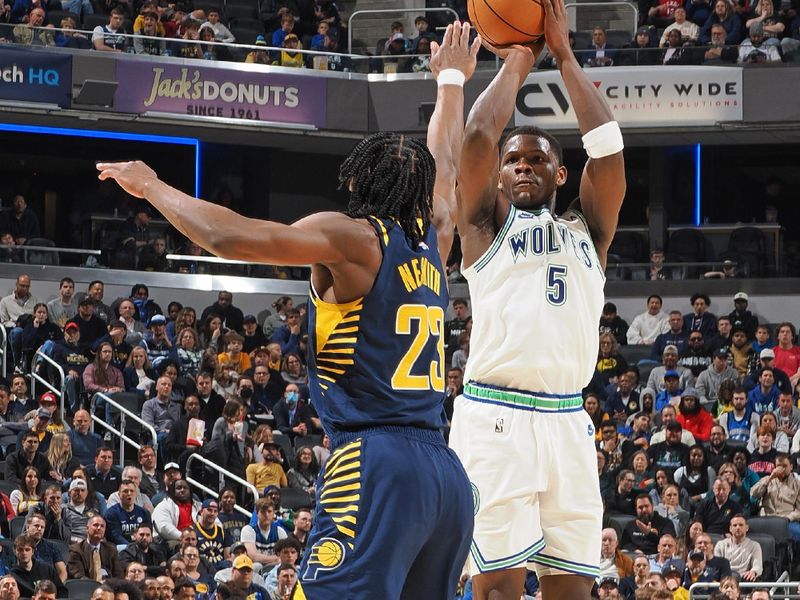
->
[[294, 434, 323, 452], [272, 434, 293, 464], [573, 31, 592, 50], [65, 579, 101, 597], [47, 10, 79, 26], [23, 238, 59, 266], [748, 532, 776, 580], [225, 3, 257, 20], [10, 516, 26, 539], [728, 227, 769, 276], [82, 13, 111, 30], [747, 516, 791, 573], [229, 17, 264, 32], [607, 513, 636, 538], [609, 230, 648, 264], [619, 344, 655, 367], [605, 253, 628, 281], [667, 228, 709, 278], [230, 26, 262, 46], [606, 29, 631, 48]]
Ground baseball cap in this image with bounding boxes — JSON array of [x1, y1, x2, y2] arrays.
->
[[233, 555, 254, 570], [108, 319, 126, 330], [39, 392, 57, 405], [36, 408, 51, 420], [666, 421, 683, 432], [760, 348, 775, 359], [230, 542, 247, 554], [243, 314, 257, 324], [201, 498, 219, 510], [714, 349, 728, 360], [69, 478, 87, 491], [164, 462, 181, 472], [682, 387, 699, 399], [78, 297, 93, 306], [663, 344, 679, 355], [734, 292, 748, 301], [689, 549, 706, 560], [64, 322, 79, 332], [664, 369, 679, 379], [598, 577, 618, 588], [663, 565, 682, 577], [148, 314, 166, 327]]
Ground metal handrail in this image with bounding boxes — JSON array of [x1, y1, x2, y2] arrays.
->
[[185, 452, 258, 518], [91, 391, 158, 465], [564, 1, 639, 35], [166, 254, 253, 266], [689, 579, 800, 599], [21, 245, 101, 255], [31, 350, 65, 417], [0, 326, 5, 381], [347, 7, 459, 54]]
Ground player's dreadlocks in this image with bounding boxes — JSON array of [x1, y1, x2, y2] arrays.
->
[[339, 132, 436, 247]]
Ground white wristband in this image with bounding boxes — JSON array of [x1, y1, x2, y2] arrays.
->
[[437, 68, 466, 87], [582, 120, 624, 159]]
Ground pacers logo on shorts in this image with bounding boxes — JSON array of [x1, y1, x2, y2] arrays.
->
[[302, 537, 347, 581]]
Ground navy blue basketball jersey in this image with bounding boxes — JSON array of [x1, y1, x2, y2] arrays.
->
[[307, 216, 449, 433]]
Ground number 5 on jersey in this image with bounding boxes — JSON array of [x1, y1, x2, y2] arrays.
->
[[392, 304, 445, 392]]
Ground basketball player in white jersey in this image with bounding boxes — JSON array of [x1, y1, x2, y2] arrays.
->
[[448, 0, 626, 598]]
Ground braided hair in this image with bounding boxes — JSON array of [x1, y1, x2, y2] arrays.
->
[[339, 132, 436, 246]]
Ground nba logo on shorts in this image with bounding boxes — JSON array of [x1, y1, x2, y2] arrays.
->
[[587, 424, 595, 437], [303, 538, 347, 581]]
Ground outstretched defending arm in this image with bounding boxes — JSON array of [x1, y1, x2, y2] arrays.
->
[[543, 0, 626, 260], [427, 21, 480, 268], [457, 43, 539, 266], [95, 162, 368, 268]]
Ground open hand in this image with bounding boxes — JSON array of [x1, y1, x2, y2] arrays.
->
[[542, 0, 572, 61], [430, 21, 481, 82], [97, 161, 159, 200]]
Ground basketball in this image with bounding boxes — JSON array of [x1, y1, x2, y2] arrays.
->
[[467, 0, 546, 47]]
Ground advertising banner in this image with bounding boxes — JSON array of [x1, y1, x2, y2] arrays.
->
[[515, 65, 743, 128], [0, 48, 72, 107], [115, 60, 327, 128]]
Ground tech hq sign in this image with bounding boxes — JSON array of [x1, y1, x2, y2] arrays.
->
[[0, 48, 72, 107], [515, 66, 743, 128]]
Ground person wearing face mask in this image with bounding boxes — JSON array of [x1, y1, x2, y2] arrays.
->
[[272, 385, 314, 444], [163, 395, 205, 465]]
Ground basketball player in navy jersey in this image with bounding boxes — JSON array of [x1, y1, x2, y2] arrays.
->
[[98, 22, 479, 600], [449, 0, 626, 599]]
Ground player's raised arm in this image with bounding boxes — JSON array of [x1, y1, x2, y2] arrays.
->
[[543, 0, 626, 259], [427, 21, 480, 267], [457, 43, 537, 240], [96, 161, 362, 267]]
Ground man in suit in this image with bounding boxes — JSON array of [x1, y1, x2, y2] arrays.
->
[[272, 384, 314, 444], [67, 515, 124, 581], [582, 26, 618, 66]]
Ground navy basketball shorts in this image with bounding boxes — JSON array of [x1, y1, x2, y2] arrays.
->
[[298, 425, 473, 600]]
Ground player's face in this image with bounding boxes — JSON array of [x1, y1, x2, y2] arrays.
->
[[499, 135, 566, 210]]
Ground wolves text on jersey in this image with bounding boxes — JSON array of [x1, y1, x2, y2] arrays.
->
[[507, 219, 594, 269]]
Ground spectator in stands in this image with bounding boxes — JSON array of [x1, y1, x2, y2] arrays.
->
[[270, 308, 301, 356], [68, 297, 108, 347], [286, 446, 317, 496], [241, 315, 267, 355], [172, 18, 203, 59], [748, 425, 778, 478], [273, 384, 314, 444], [719, 386, 757, 443], [76, 281, 112, 324], [619, 554, 650, 598], [271, 12, 295, 47], [280, 352, 307, 387], [169, 327, 202, 379], [67, 410, 100, 468], [674, 444, 715, 511], [134, 11, 167, 56], [245, 34, 270, 64], [67, 515, 124, 580], [11, 535, 66, 597], [0, 195, 40, 244], [627, 295, 669, 346], [604, 469, 637, 515], [106, 479, 153, 547], [774, 391, 800, 441], [680, 549, 716, 592], [683, 294, 717, 340], [599, 419, 625, 472], [679, 333, 711, 379], [152, 480, 200, 543], [606, 373, 641, 421], [654, 370, 684, 413], [694, 476, 741, 534], [1, 274, 38, 368], [141, 314, 172, 369], [781, 15, 800, 56], [660, 7, 701, 45], [240, 497, 286, 567], [21, 303, 61, 365], [750, 452, 800, 541], [582, 26, 617, 66], [652, 312, 688, 361], [163, 394, 204, 464], [622, 494, 676, 554], [619, 25, 659, 65], [695, 532, 732, 579], [123, 346, 156, 399], [246, 441, 287, 490], [83, 341, 125, 420], [63, 475, 103, 544], [274, 33, 305, 68], [750, 411, 790, 454], [748, 367, 780, 413], [773, 322, 800, 389], [649, 533, 684, 574], [9, 373, 35, 419], [195, 370, 225, 430], [46, 432, 78, 485], [648, 421, 691, 475], [654, 485, 690, 539], [107, 466, 153, 512], [700, 0, 745, 43], [142, 376, 181, 450], [713, 514, 762, 581], [218, 331, 251, 375], [10, 465, 40, 515], [86, 447, 122, 500], [650, 346, 694, 395], [695, 350, 739, 413], [116, 299, 145, 347], [92, 7, 128, 52], [677, 390, 713, 442], [745, 0, 784, 42], [599, 302, 629, 347], [191, 498, 228, 572], [288, 507, 311, 555], [206, 8, 234, 43], [727, 327, 755, 378], [95, 319, 132, 372], [5, 429, 52, 485], [647, 0, 681, 28], [167, 307, 196, 344], [726, 292, 757, 339], [310, 19, 335, 52], [24, 512, 66, 581], [46, 277, 76, 329], [745, 348, 791, 394], [120, 524, 165, 576], [752, 324, 774, 355], [706, 425, 733, 472]]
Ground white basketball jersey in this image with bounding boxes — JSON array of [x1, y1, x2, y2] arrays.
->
[[463, 205, 606, 394]]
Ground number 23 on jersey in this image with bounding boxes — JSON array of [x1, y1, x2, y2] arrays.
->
[[391, 304, 445, 392]]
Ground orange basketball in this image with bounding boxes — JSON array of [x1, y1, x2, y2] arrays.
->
[[468, 0, 545, 47]]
